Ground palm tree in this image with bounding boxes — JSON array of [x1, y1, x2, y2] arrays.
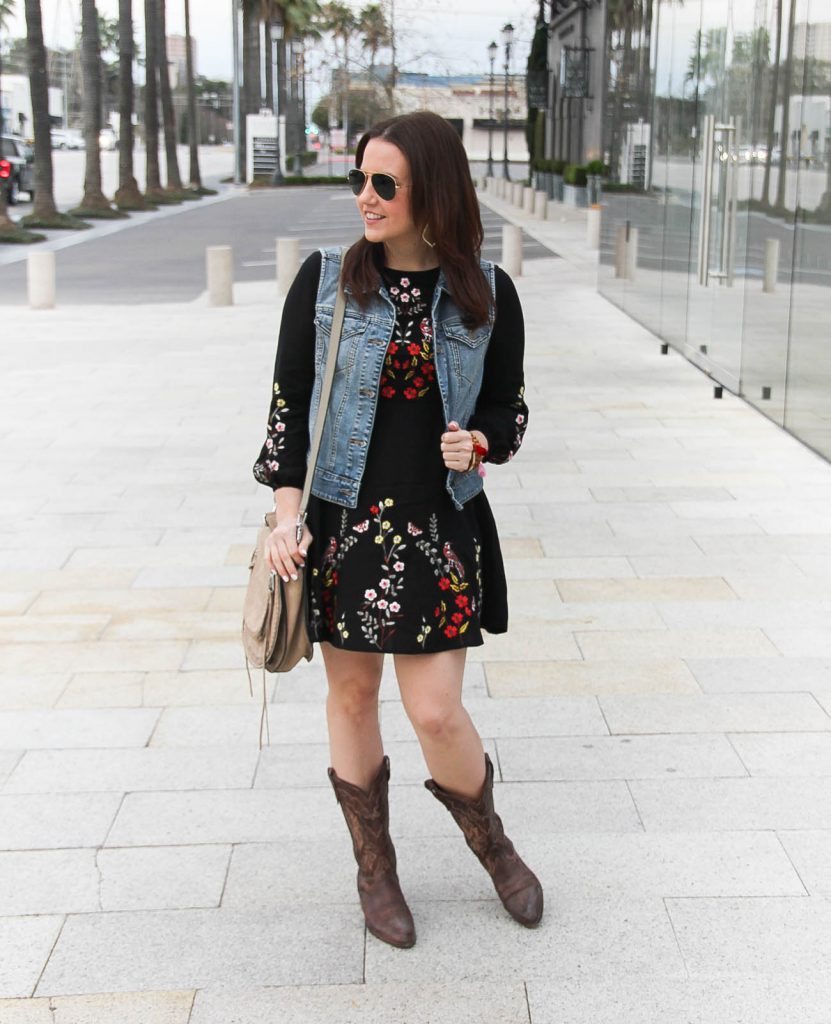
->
[[761, 0, 782, 208], [183, 0, 210, 191], [358, 3, 389, 91], [321, 1, 356, 151], [21, 0, 87, 228], [143, 0, 172, 202], [156, 0, 188, 195], [114, 0, 149, 208], [73, 0, 123, 216]]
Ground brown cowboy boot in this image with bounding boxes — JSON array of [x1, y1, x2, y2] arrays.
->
[[425, 753, 543, 927], [328, 755, 416, 948]]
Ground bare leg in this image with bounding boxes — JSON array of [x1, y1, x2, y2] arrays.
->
[[393, 648, 486, 798], [322, 641, 385, 789]]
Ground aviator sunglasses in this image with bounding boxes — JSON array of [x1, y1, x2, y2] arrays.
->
[[347, 167, 406, 202]]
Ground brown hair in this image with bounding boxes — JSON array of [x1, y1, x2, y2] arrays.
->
[[342, 111, 492, 328]]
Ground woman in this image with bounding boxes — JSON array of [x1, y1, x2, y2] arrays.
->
[[252, 111, 542, 948]]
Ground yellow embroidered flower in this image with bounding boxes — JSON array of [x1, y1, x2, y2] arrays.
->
[[384, 498, 394, 507]]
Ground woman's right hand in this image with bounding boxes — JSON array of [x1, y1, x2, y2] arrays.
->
[[265, 518, 313, 583], [265, 488, 313, 582]]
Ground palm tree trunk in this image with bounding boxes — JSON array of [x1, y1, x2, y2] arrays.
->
[[77, 0, 110, 211], [184, 0, 202, 188], [156, 0, 183, 190], [762, 0, 782, 206], [115, 0, 146, 207], [144, 0, 164, 197], [243, 1, 261, 116], [24, 0, 59, 219], [774, 0, 796, 209]]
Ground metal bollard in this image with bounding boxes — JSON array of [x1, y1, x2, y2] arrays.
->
[[587, 205, 601, 249], [763, 238, 779, 293], [522, 186, 535, 214], [27, 251, 56, 310], [534, 190, 548, 220], [206, 245, 233, 306], [501, 224, 523, 278], [277, 236, 300, 295]]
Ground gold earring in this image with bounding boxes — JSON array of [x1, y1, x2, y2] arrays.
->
[[421, 225, 436, 249]]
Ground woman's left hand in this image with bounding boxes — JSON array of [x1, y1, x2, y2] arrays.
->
[[440, 421, 476, 471]]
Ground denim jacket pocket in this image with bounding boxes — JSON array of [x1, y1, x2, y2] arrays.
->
[[313, 311, 367, 372]]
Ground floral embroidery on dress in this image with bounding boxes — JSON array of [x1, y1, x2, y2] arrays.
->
[[507, 385, 528, 461], [357, 498, 407, 649], [310, 509, 359, 638], [253, 381, 289, 484], [413, 513, 479, 642], [380, 273, 436, 401]]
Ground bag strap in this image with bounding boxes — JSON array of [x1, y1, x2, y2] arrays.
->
[[293, 248, 347, 542]]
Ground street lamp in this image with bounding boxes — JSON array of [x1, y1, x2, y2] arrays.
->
[[487, 40, 497, 177], [501, 22, 513, 181], [271, 20, 285, 185]]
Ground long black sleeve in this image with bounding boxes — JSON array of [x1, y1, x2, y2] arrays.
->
[[467, 266, 529, 464], [252, 250, 322, 490]]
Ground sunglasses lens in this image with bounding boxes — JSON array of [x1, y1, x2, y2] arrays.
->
[[372, 173, 397, 201], [347, 169, 366, 195]]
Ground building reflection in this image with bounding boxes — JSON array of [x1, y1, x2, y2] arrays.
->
[[549, 0, 831, 460]]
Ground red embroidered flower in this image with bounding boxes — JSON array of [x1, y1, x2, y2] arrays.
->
[[434, 606, 441, 617], [388, 342, 399, 356], [422, 361, 435, 375], [438, 577, 451, 591], [370, 504, 380, 514], [455, 595, 468, 607], [381, 385, 395, 399], [444, 625, 458, 638], [407, 342, 420, 356], [331, 571, 339, 585], [393, 360, 402, 369], [451, 612, 464, 625], [404, 387, 418, 400], [413, 376, 424, 387]]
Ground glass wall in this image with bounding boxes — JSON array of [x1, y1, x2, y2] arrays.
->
[[598, 0, 831, 461]]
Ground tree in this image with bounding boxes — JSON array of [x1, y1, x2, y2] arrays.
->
[[774, 0, 797, 209], [761, 0, 782, 207], [156, 0, 188, 194], [320, 1, 356, 149], [143, 0, 171, 202], [21, 0, 87, 228], [114, 0, 149, 209], [73, 0, 123, 216]]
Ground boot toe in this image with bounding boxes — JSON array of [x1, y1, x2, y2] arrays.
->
[[504, 880, 544, 928], [367, 907, 416, 948]]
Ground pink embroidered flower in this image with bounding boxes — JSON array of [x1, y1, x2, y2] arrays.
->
[[400, 277, 410, 287], [379, 578, 391, 590], [393, 561, 404, 572], [390, 601, 401, 612], [377, 599, 388, 610], [364, 588, 377, 601], [275, 422, 286, 432]]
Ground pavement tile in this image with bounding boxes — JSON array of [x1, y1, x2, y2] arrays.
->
[[28, 588, 214, 615], [0, 792, 122, 850], [0, 709, 160, 750], [576, 628, 779, 660], [598, 693, 831, 733], [149, 703, 326, 746], [34, 906, 364, 996], [526, 974, 831, 1024], [556, 577, 736, 601], [729, 733, 831, 776], [0, 990, 195, 1024], [0, 673, 72, 710], [685, 656, 831, 693], [778, 831, 831, 896], [497, 733, 746, 781], [629, 777, 831, 832], [55, 672, 146, 708], [484, 658, 700, 696], [666, 896, 831, 975], [364, 897, 684, 982], [190, 982, 529, 1024], [0, 915, 65, 999], [4, 746, 257, 793]]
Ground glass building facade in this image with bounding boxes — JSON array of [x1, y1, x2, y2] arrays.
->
[[598, 0, 831, 460]]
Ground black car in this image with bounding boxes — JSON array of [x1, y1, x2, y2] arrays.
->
[[0, 134, 35, 205]]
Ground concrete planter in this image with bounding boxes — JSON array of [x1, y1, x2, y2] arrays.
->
[[549, 173, 564, 202], [563, 183, 588, 208]]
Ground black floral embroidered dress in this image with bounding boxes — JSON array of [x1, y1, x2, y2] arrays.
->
[[253, 251, 528, 654]]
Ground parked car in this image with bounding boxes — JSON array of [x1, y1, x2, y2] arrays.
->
[[50, 128, 84, 150], [0, 134, 35, 205]]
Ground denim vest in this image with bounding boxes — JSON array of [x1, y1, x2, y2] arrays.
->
[[308, 246, 496, 510]]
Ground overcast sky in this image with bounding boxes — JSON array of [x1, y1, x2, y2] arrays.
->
[[6, 0, 536, 92]]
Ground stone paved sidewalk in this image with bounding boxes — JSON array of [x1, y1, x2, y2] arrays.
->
[[1, 193, 831, 1023]]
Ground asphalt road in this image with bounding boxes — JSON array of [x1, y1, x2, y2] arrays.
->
[[0, 185, 557, 306]]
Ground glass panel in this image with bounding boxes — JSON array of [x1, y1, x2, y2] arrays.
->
[[783, 0, 831, 457], [657, 0, 701, 350], [685, 0, 756, 393]]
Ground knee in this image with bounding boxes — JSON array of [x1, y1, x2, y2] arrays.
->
[[327, 672, 381, 722], [406, 699, 464, 743]]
